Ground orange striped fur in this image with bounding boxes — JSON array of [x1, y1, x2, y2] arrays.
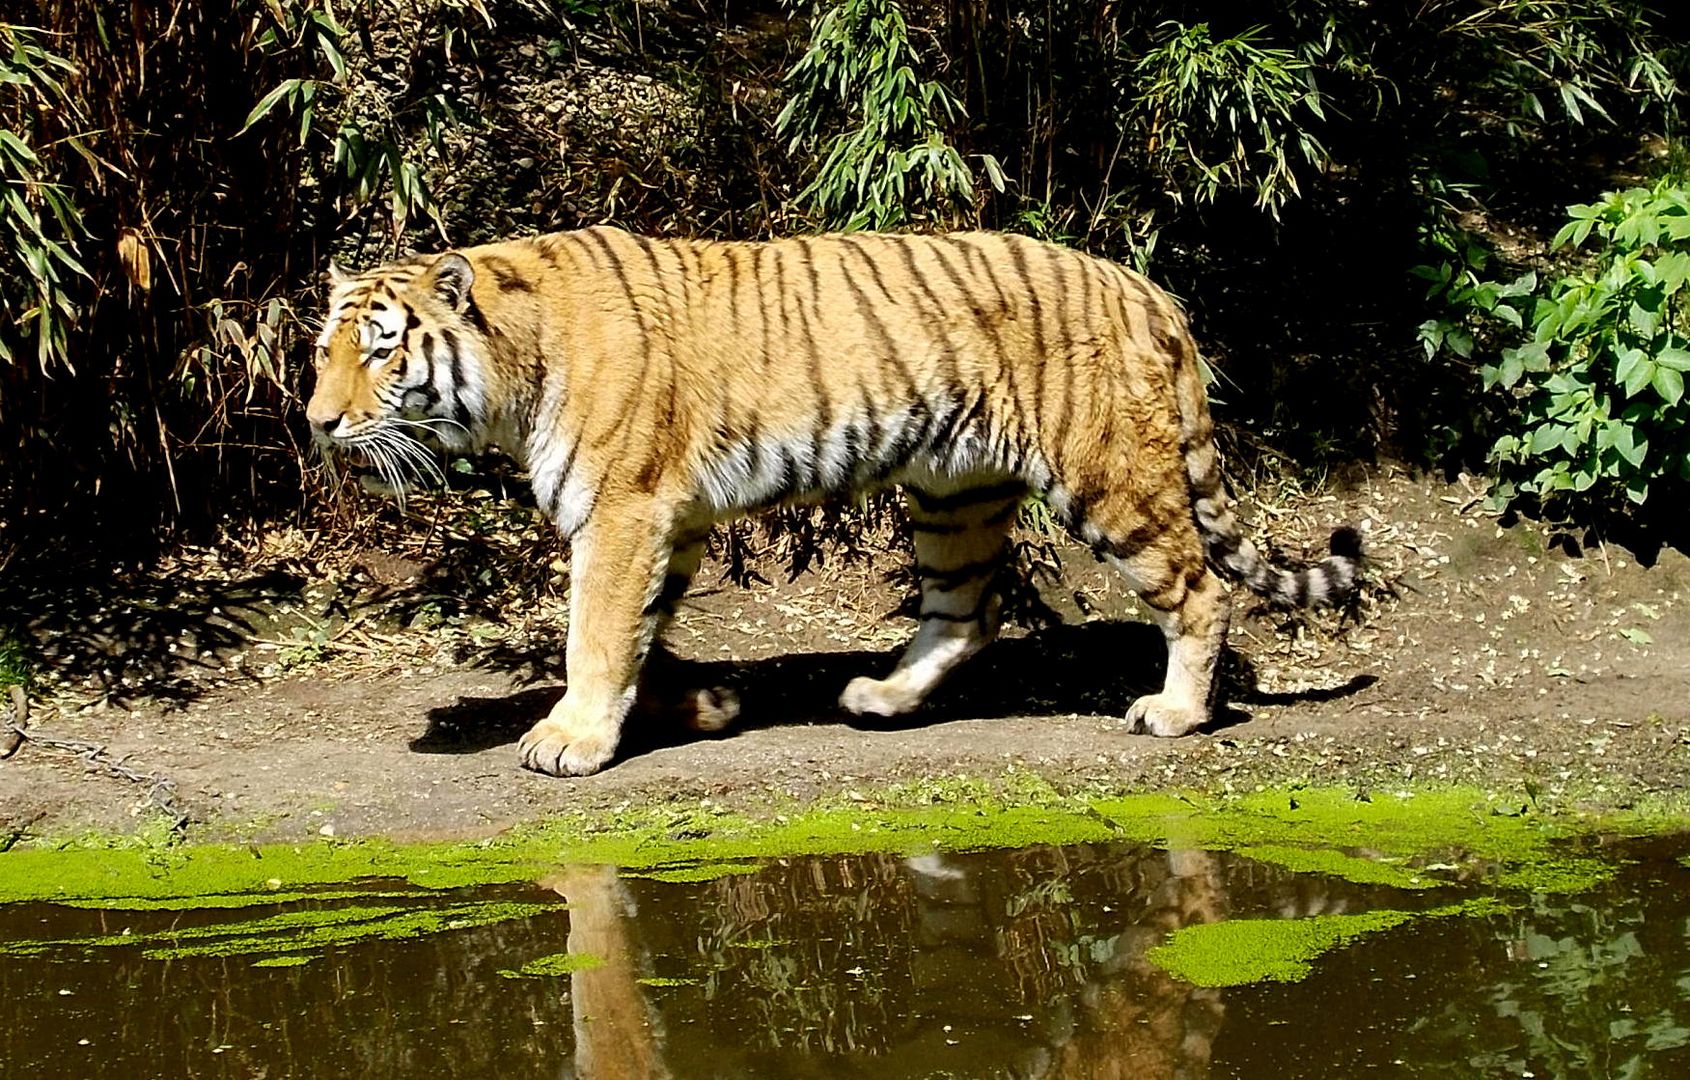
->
[[307, 228, 1360, 776]]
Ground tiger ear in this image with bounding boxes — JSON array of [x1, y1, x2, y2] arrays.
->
[[426, 253, 475, 313], [324, 260, 351, 287]]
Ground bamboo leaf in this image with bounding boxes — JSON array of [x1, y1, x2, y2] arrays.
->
[[239, 79, 304, 135]]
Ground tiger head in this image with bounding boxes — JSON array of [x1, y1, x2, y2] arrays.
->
[[306, 253, 488, 490]]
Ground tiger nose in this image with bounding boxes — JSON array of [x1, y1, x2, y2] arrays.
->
[[308, 405, 347, 436]]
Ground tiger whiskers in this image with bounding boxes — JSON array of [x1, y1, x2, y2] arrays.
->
[[390, 415, 469, 437], [382, 428, 446, 486], [360, 434, 409, 510], [343, 423, 446, 512]]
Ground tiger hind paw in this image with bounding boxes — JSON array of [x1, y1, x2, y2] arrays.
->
[[839, 676, 923, 717], [681, 686, 740, 733], [1125, 693, 1207, 738]]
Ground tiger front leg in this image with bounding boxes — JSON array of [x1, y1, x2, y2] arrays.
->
[[519, 502, 669, 777]]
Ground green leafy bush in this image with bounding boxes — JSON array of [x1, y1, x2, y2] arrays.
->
[[3, 0, 1687, 565], [777, 0, 1000, 230], [0, 630, 28, 689], [1133, 21, 1328, 219], [240, 2, 456, 241], [1477, 182, 1690, 510], [0, 24, 86, 374]]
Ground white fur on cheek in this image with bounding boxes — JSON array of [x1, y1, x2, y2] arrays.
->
[[456, 339, 490, 419]]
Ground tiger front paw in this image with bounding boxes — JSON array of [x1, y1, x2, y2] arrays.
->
[[1124, 693, 1207, 738], [517, 719, 617, 777]]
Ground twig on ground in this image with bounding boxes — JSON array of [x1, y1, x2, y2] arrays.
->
[[245, 636, 381, 656], [1, 695, 190, 841]]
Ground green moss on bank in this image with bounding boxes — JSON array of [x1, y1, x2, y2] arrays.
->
[[2, 781, 1682, 912], [1231, 844, 1429, 889], [1092, 787, 1627, 893], [57, 889, 417, 911]]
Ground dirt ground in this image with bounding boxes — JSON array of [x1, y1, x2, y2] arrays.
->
[[3, 467, 1688, 844]]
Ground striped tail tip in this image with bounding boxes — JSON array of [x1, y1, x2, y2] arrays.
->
[[1255, 523, 1364, 609], [1328, 524, 1364, 563], [1306, 523, 1365, 607]]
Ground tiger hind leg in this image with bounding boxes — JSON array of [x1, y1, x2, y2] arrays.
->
[[640, 528, 739, 734], [1106, 539, 1230, 737], [839, 480, 1023, 717]]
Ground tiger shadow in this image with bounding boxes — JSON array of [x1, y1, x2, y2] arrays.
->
[[409, 621, 1376, 758]]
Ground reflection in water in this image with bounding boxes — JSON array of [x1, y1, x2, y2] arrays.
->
[[534, 844, 1380, 1077], [617, 843, 1366, 1078], [545, 865, 672, 1080], [1410, 888, 1690, 1077], [2, 837, 1688, 1078], [0, 888, 580, 1077]]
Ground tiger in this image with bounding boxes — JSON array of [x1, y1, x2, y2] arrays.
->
[[306, 227, 1361, 777]]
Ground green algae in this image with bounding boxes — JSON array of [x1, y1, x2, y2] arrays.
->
[[252, 954, 318, 968], [0, 903, 400, 957], [637, 976, 701, 987], [0, 790, 1124, 909], [145, 900, 554, 960], [497, 951, 603, 978], [1151, 910, 1417, 987], [0, 831, 559, 908], [1092, 788, 1627, 894], [2, 899, 557, 962], [1231, 844, 1430, 889], [2, 782, 1682, 914], [57, 889, 417, 911], [727, 937, 789, 950], [621, 861, 763, 884], [1148, 898, 1511, 987]]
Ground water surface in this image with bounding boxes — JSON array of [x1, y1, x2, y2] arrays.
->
[[3, 837, 1687, 1077]]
